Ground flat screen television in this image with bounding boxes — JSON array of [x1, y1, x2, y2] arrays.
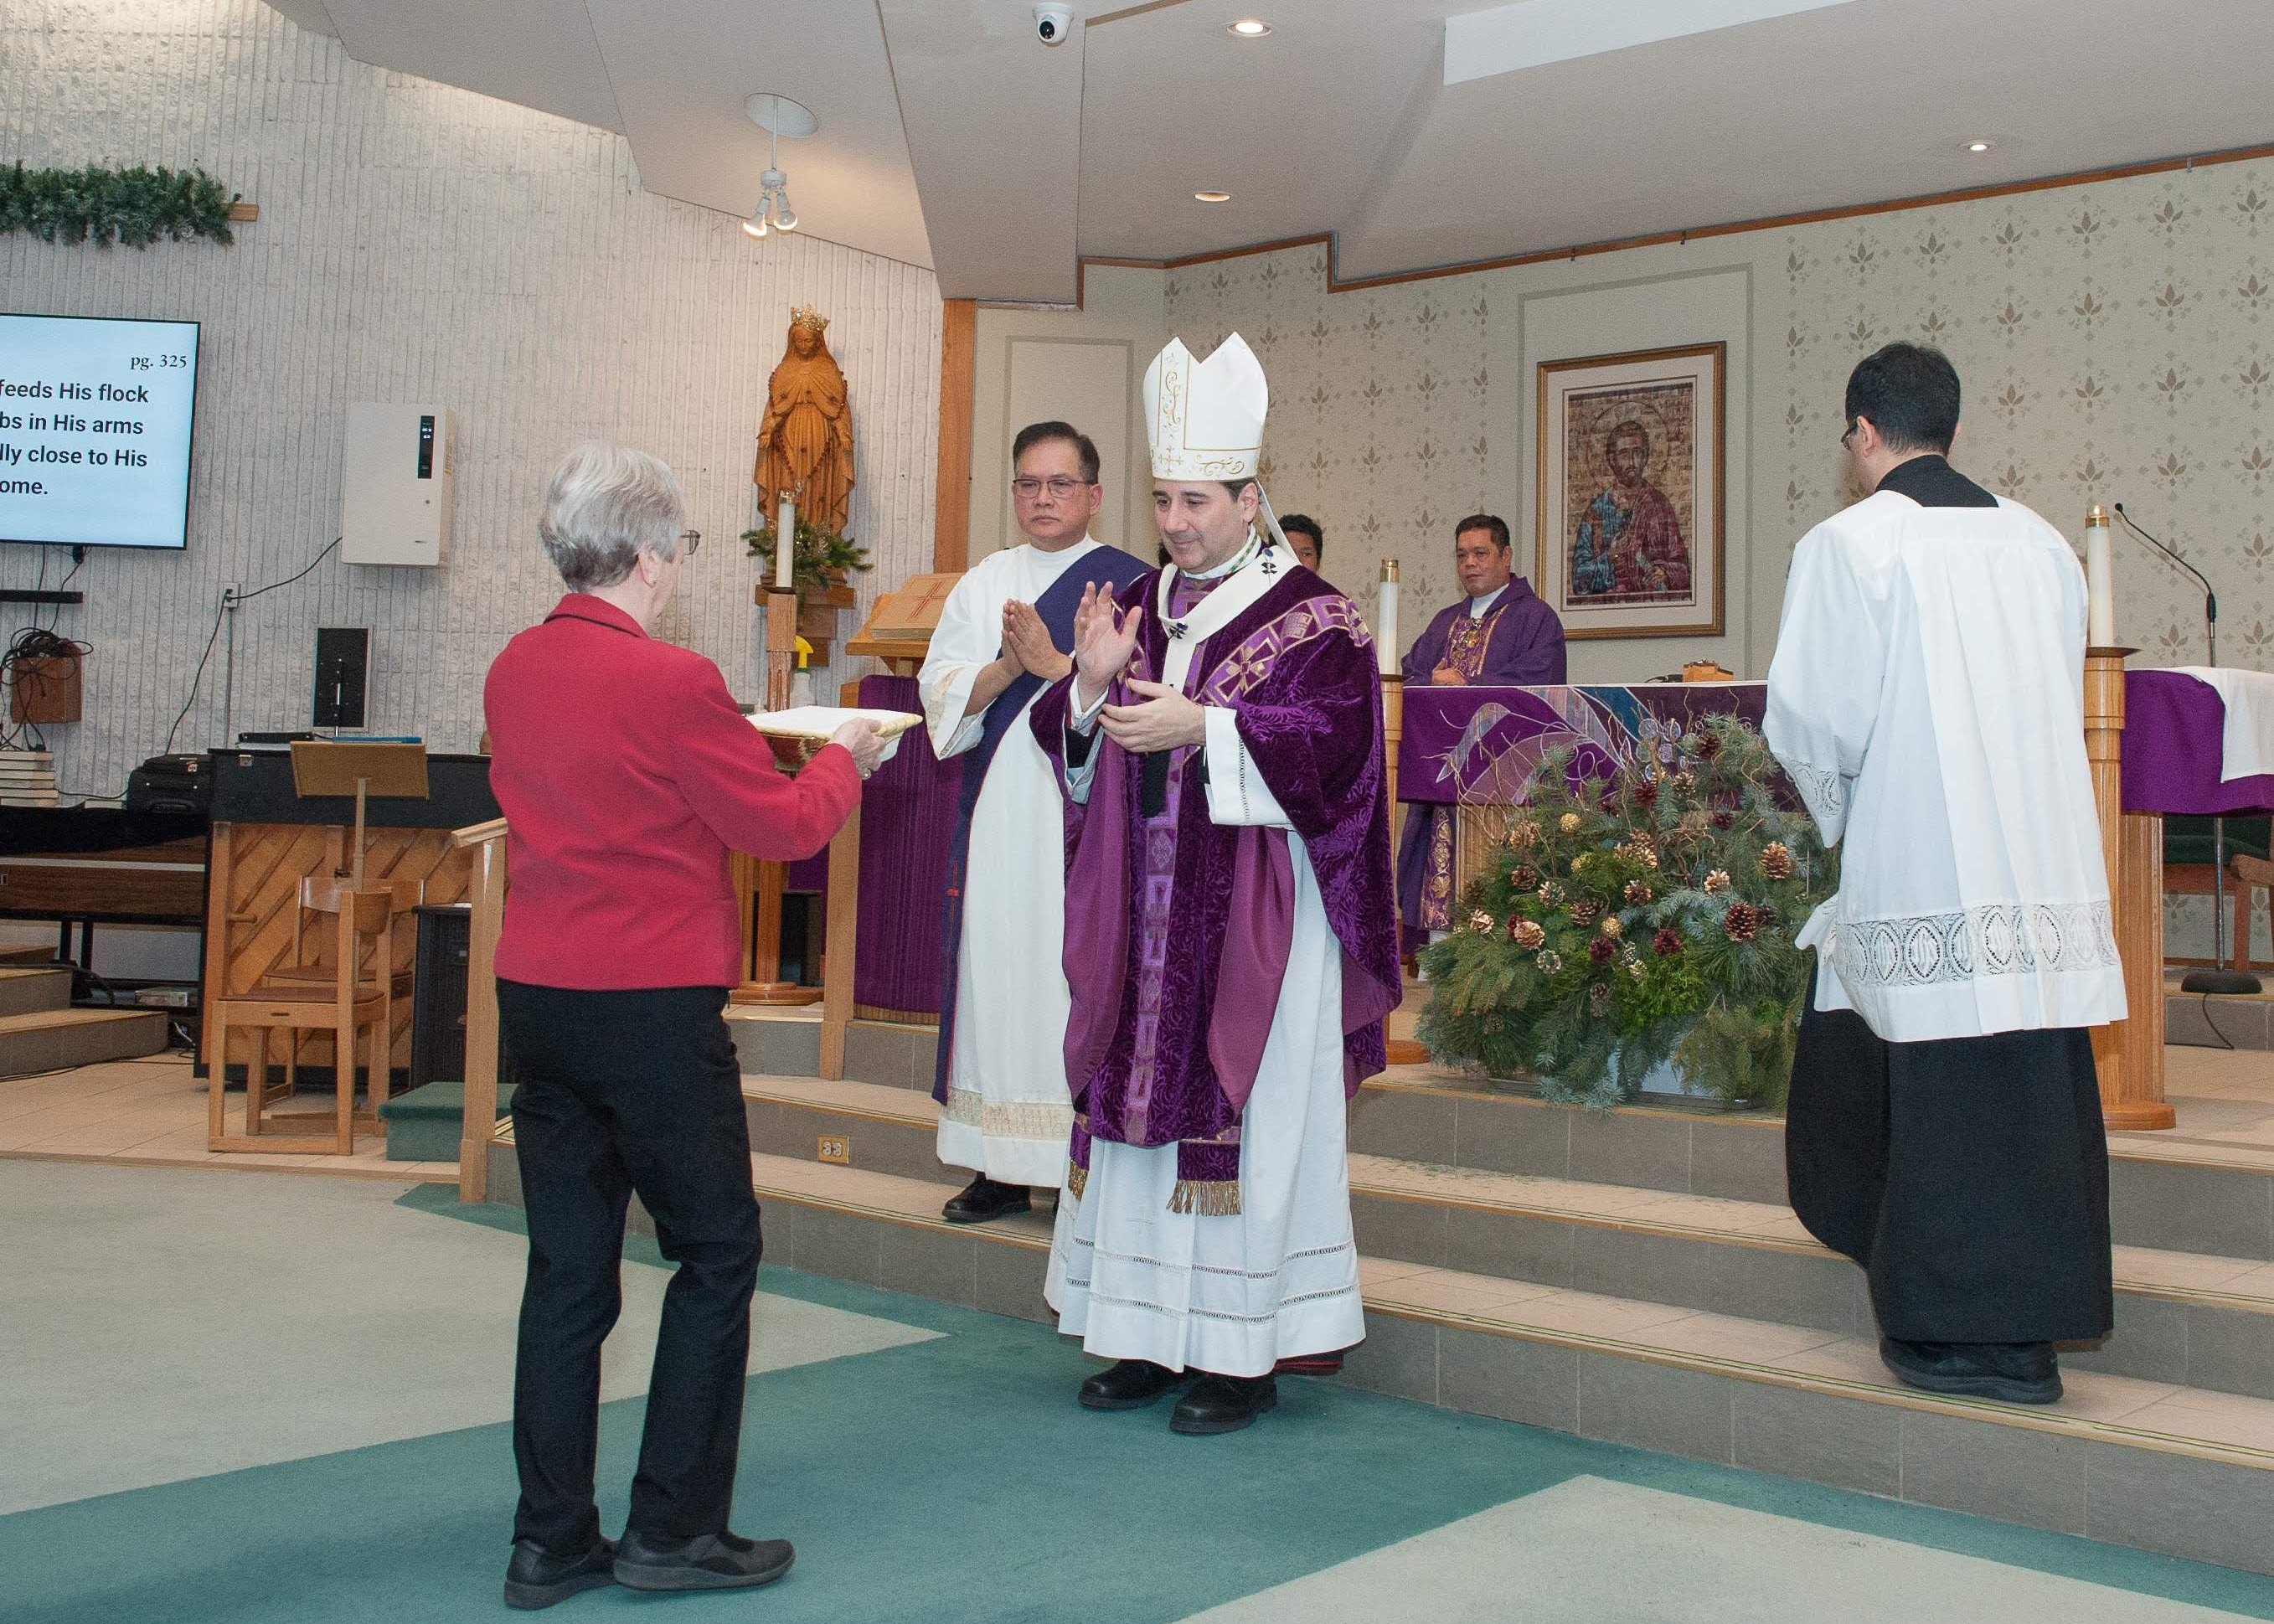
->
[[0, 312, 200, 550]]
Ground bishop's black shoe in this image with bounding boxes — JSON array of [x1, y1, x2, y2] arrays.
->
[[612, 1529, 796, 1593], [503, 1536, 616, 1610], [1879, 1338, 2062, 1405], [1078, 1358, 1191, 1410], [1171, 1373, 1279, 1435], [942, 1174, 1032, 1224]]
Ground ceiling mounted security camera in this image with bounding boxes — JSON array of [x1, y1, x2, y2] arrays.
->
[[1034, 4, 1074, 44]]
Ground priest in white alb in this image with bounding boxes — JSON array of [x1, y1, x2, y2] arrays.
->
[[920, 422, 1151, 1223], [1766, 342, 2123, 1406], [1029, 333, 1403, 1435]]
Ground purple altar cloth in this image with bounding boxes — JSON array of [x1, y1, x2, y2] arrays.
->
[[1397, 683, 1770, 806], [2122, 669, 2274, 817], [851, 674, 963, 1014]]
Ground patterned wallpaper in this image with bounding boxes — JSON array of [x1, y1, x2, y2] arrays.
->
[[1165, 154, 2274, 677], [0, 0, 942, 798]]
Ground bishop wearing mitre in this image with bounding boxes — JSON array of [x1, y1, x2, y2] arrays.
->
[[1029, 333, 1402, 1435]]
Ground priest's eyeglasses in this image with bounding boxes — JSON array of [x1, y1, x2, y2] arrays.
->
[[1012, 476, 1090, 499]]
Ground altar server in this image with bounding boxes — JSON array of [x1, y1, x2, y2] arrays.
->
[[486, 443, 882, 1606], [920, 422, 1150, 1223], [1395, 515, 1567, 946], [1766, 343, 2123, 1405], [1032, 333, 1402, 1434]]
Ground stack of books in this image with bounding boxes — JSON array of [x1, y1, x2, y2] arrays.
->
[[0, 750, 59, 806]]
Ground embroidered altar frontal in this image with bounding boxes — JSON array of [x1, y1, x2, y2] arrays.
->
[[1398, 683, 1778, 919]]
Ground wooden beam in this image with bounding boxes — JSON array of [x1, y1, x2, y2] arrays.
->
[[227, 201, 259, 223], [818, 678, 866, 1080], [933, 298, 977, 575]]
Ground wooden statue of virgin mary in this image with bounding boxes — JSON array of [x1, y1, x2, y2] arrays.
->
[[754, 306, 854, 538]]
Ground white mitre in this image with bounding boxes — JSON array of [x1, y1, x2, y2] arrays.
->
[[1143, 333, 1268, 482]]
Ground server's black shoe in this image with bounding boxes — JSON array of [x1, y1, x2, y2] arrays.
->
[[1171, 1373, 1279, 1435], [612, 1530, 796, 1593], [942, 1174, 1032, 1224], [1880, 1338, 2061, 1405], [1078, 1358, 1190, 1410], [503, 1537, 616, 1610]]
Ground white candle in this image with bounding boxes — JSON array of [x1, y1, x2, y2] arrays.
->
[[2085, 504, 2115, 647], [1376, 559, 1400, 678], [774, 494, 796, 592]]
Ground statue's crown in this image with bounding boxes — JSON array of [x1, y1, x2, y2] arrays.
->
[[789, 306, 829, 335], [1142, 333, 1267, 481]]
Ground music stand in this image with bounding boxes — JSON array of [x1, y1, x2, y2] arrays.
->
[[289, 741, 431, 889]]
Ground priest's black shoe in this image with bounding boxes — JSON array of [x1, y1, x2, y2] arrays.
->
[[612, 1530, 796, 1593], [503, 1536, 616, 1610], [1078, 1358, 1190, 1410], [1880, 1338, 2061, 1405], [1170, 1373, 1278, 1435], [942, 1174, 1031, 1224]]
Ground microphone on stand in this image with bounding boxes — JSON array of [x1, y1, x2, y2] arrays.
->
[[2114, 503, 2260, 994], [2113, 503, 2216, 664]]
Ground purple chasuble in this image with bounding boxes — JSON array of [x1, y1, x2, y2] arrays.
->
[[1030, 561, 1403, 1213], [1395, 582, 1567, 937]]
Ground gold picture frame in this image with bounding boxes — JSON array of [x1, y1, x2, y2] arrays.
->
[[1535, 342, 1725, 641]]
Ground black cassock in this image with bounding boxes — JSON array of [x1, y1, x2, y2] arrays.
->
[[1782, 455, 2115, 1346]]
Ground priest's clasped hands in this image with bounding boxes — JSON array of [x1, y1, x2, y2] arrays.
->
[[1000, 599, 1072, 683], [1070, 580, 1206, 750]]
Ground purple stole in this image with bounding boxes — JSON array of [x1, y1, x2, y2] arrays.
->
[[930, 544, 1152, 1103]]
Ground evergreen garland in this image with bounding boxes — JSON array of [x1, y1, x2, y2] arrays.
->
[[1417, 714, 1835, 1110], [742, 516, 871, 595], [0, 163, 239, 248]]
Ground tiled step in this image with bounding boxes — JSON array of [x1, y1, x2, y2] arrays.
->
[[0, 967, 72, 1019], [739, 1074, 2274, 1401], [481, 1128, 2274, 1575], [0, 1008, 168, 1080]]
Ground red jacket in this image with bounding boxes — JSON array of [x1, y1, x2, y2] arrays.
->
[[484, 595, 859, 990]]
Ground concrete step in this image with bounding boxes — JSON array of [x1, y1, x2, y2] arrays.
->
[[0, 1008, 168, 1079], [738, 1073, 2274, 1402], [0, 967, 73, 1019], [482, 1127, 2274, 1576]]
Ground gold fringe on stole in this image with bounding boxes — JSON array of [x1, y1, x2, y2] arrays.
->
[[1066, 1162, 1088, 1201], [1168, 1178, 1242, 1216]]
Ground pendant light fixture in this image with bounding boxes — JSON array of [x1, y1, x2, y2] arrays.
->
[[742, 93, 815, 239]]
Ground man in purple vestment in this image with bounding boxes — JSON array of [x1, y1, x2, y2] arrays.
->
[[1395, 514, 1567, 950], [1029, 333, 1401, 1435]]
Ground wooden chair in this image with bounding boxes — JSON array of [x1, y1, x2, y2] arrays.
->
[[2165, 815, 2270, 971], [207, 875, 418, 1154]]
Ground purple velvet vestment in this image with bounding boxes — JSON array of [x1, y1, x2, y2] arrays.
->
[[1030, 562, 1403, 1210], [1395, 580, 1568, 936]]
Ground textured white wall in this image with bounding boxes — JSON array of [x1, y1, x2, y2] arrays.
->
[[0, 0, 942, 797]]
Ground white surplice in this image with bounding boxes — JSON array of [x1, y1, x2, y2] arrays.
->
[[1764, 487, 2127, 1043], [1040, 547, 1367, 1376], [920, 538, 1116, 1187]]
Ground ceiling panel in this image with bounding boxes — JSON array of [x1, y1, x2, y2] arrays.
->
[[876, 0, 1085, 301], [322, 0, 624, 133], [581, 0, 931, 269]]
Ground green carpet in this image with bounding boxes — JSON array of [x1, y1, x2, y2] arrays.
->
[[3, 1185, 2273, 1622]]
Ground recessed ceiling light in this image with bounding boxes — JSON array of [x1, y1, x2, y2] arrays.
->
[[1194, 190, 1232, 203], [1228, 18, 1271, 37], [1965, 139, 1993, 153]]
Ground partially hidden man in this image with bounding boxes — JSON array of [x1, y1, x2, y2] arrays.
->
[[1030, 333, 1403, 1434], [1766, 342, 2123, 1406], [919, 421, 1150, 1224]]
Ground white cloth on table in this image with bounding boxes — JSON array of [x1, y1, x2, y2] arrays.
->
[[1765, 488, 2125, 1043], [2160, 667, 2274, 784], [916, 538, 1109, 1187]]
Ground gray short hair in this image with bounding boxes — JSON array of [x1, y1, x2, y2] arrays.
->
[[539, 441, 688, 591]]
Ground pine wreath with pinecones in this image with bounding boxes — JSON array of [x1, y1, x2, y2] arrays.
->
[[1417, 714, 1835, 1110]]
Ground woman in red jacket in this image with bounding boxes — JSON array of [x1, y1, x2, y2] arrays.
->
[[484, 441, 879, 1609]]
